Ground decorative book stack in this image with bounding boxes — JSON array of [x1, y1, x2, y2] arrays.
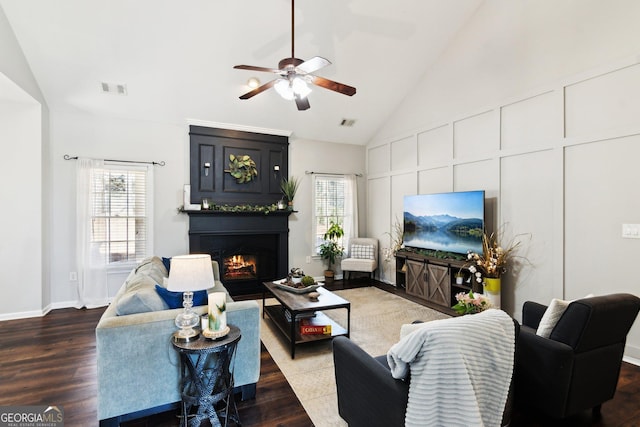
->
[[300, 318, 332, 335]]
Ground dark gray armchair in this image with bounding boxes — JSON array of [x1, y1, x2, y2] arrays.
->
[[515, 293, 640, 419], [332, 336, 408, 427]]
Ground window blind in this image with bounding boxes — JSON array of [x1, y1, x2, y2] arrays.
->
[[90, 165, 149, 264], [313, 175, 345, 254]]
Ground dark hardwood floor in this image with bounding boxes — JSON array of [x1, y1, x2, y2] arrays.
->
[[0, 277, 638, 426]]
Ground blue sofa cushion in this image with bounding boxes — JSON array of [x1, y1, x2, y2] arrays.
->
[[155, 285, 208, 309], [162, 257, 172, 273]]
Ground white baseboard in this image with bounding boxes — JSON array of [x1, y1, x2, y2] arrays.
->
[[313, 275, 344, 282], [0, 305, 51, 321], [623, 355, 640, 366], [50, 300, 81, 310], [0, 299, 113, 321]]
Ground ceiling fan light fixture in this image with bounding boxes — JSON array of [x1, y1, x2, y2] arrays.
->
[[247, 77, 260, 89], [233, 0, 355, 110], [274, 79, 295, 100], [292, 77, 311, 99]]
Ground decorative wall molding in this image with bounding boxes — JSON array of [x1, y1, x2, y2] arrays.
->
[[366, 52, 640, 333], [186, 118, 292, 138]]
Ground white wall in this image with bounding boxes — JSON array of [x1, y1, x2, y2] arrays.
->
[[0, 6, 49, 319], [49, 111, 191, 305], [367, 0, 640, 359], [0, 96, 41, 317], [288, 138, 366, 278]]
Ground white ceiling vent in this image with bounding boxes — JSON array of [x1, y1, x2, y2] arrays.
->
[[340, 118, 356, 127], [101, 82, 128, 95]]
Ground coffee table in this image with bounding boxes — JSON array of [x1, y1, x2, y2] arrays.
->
[[262, 281, 350, 359]]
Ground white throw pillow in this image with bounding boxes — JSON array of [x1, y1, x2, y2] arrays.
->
[[536, 294, 595, 338], [536, 298, 570, 338]]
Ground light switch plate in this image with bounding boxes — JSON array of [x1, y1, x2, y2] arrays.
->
[[622, 224, 640, 239]]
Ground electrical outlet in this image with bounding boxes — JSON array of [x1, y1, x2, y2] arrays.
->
[[306, 256, 311, 264], [69, 271, 78, 281]]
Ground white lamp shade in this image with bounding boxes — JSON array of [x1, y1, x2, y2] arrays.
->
[[167, 254, 214, 292]]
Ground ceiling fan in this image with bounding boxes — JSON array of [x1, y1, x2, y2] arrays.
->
[[233, 0, 356, 111]]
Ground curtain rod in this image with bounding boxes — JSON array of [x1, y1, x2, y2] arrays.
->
[[64, 154, 165, 166], [305, 170, 362, 177]]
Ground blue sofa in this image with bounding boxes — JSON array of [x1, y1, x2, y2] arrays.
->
[[96, 256, 260, 426]]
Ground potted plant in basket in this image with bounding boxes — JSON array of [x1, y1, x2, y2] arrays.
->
[[318, 221, 344, 281]]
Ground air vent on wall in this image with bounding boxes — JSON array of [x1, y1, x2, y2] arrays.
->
[[101, 82, 128, 95], [340, 118, 356, 127]]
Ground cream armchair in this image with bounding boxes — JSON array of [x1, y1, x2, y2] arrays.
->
[[340, 237, 378, 280]]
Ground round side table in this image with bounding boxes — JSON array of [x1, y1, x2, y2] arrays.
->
[[172, 324, 242, 427]]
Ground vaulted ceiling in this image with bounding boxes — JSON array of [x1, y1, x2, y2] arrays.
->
[[0, 0, 482, 145]]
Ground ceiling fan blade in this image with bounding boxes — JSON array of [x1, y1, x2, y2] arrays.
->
[[239, 79, 277, 100], [295, 95, 310, 111], [295, 56, 331, 74], [234, 64, 282, 74], [310, 76, 357, 96]]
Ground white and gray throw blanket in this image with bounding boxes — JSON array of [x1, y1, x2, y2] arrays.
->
[[387, 309, 515, 427]]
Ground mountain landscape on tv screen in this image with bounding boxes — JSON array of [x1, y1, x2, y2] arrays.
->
[[403, 212, 483, 254]]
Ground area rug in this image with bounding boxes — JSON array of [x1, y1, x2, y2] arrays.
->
[[259, 286, 449, 426]]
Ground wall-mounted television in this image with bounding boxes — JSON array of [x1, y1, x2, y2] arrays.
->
[[403, 190, 485, 255]]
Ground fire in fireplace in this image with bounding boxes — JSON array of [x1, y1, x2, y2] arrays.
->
[[223, 254, 258, 281]]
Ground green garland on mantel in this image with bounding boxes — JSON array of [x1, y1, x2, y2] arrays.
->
[[179, 203, 280, 215]]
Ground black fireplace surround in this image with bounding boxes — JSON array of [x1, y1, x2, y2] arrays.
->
[[188, 211, 291, 296], [187, 126, 291, 296]]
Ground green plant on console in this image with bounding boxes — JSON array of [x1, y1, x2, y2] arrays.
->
[[319, 221, 344, 273], [225, 154, 258, 183]]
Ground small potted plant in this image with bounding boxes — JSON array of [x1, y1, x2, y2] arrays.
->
[[318, 221, 344, 281], [301, 275, 316, 287], [455, 270, 465, 285], [280, 176, 300, 210]]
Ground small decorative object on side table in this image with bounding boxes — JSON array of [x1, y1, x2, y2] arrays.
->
[[204, 292, 230, 339], [172, 324, 241, 427]]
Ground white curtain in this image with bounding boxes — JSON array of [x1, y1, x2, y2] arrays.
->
[[343, 174, 359, 255], [76, 158, 109, 308]]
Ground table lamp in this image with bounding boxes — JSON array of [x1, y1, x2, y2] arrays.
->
[[167, 254, 214, 342]]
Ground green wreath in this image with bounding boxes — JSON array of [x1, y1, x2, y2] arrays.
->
[[224, 154, 258, 183]]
